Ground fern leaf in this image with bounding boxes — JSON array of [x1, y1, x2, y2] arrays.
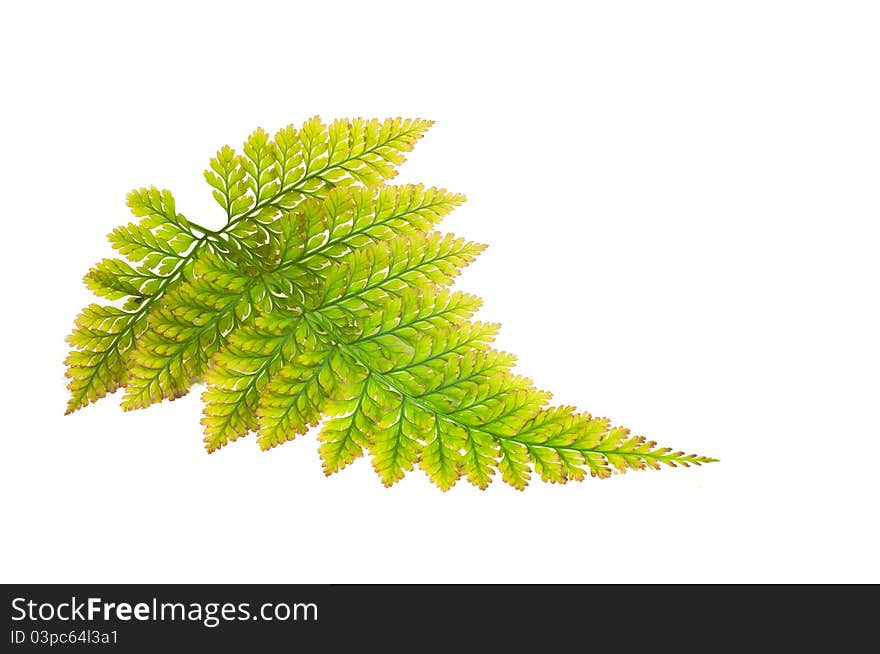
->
[[66, 117, 717, 491]]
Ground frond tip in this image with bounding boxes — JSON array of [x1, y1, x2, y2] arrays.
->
[[64, 115, 717, 491], [511, 409, 718, 488]]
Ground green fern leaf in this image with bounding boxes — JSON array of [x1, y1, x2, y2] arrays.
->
[[66, 117, 717, 491]]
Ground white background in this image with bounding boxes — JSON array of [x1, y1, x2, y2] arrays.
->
[[1, 1, 877, 583]]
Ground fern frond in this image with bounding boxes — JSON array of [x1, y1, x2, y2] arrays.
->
[[66, 117, 717, 491]]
